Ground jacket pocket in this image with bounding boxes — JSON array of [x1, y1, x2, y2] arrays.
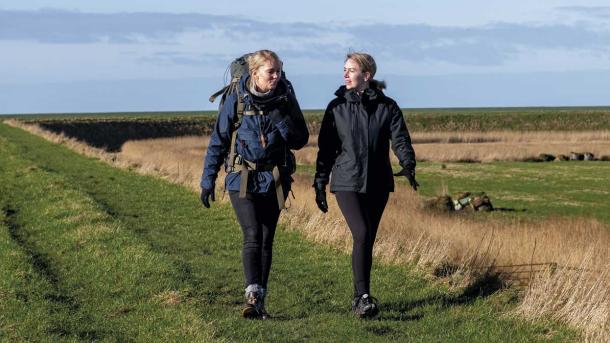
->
[[236, 130, 266, 161]]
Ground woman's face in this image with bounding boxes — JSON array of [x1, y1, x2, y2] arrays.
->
[[343, 58, 370, 91], [252, 59, 281, 93]]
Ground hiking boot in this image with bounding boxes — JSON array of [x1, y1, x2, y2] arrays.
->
[[258, 290, 271, 320], [352, 294, 379, 318], [241, 291, 261, 319], [258, 303, 270, 320], [241, 284, 265, 319]]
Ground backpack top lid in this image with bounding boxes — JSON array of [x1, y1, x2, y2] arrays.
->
[[208, 54, 251, 104], [229, 54, 251, 81], [210, 53, 290, 105]]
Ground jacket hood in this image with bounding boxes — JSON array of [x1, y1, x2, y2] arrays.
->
[[238, 75, 290, 108], [334, 79, 387, 103]]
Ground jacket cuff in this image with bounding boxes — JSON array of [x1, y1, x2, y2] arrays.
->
[[400, 161, 416, 170], [200, 177, 215, 191], [273, 117, 289, 134], [312, 179, 327, 190]]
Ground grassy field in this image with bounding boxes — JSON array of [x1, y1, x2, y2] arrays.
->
[[0, 124, 582, 341], [416, 161, 610, 223]]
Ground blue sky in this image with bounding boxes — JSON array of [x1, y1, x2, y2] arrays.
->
[[1, 1, 610, 113]]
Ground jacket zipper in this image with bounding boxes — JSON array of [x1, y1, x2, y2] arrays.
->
[[351, 104, 358, 134]]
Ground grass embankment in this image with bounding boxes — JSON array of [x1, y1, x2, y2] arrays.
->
[[305, 107, 610, 132], [0, 124, 578, 341]]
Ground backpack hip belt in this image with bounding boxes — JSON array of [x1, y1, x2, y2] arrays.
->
[[236, 158, 285, 211]]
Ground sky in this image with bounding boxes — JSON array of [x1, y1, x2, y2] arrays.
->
[[1, 0, 610, 114]]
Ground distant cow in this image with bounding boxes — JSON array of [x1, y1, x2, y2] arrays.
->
[[570, 152, 584, 161], [583, 152, 595, 161]]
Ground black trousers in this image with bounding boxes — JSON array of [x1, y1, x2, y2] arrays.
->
[[229, 190, 282, 289], [335, 191, 389, 297]]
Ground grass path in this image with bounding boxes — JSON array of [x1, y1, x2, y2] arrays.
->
[[0, 124, 577, 342]]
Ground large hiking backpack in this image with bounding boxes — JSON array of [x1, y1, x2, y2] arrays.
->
[[209, 53, 292, 111], [208, 53, 296, 210]]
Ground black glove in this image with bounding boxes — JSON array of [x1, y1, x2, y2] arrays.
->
[[200, 187, 215, 208], [268, 109, 285, 124], [393, 167, 419, 191], [313, 184, 328, 213]]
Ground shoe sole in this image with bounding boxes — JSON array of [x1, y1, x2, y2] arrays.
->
[[241, 307, 260, 319], [356, 306, 379, 319]]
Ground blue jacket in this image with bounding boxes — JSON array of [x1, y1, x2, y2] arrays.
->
[[201, 75, 309, 193]]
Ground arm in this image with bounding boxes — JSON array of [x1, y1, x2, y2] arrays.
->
[[200, 94, 237, 191], [313, 102, 341, 188], [269, 91, 309, 150], [389, 101, 416, 169]]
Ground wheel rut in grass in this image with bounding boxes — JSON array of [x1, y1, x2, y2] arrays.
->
[[1, 203, 107, 340]]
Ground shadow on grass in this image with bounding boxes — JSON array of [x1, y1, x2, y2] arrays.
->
[[380, 271, 505, 322], [493, 207, 527, 212]]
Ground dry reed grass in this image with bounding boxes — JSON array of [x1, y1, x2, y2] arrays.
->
[[298, 131, 610, 164], [6, 120, 608, 341]]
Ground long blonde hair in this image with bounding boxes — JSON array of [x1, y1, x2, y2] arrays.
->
[[247, 50, 283, 88]]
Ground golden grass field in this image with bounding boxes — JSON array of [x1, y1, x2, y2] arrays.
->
[[295, 131, 610, 164], [6, 120, 610, 342]]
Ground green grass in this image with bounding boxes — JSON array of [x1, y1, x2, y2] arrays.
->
[[0, 123, 579, 342], [415, 162, 610, 225]]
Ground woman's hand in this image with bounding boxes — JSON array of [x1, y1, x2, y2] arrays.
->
[[393, 167, 419, 191], [313, 184, 328, 213], [200, 187, 215, 208]]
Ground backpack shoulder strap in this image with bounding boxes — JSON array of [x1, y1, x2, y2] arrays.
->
[[209, 85, 229, 103], [227, 88, 244, 172]]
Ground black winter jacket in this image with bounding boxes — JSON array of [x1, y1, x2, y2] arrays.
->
[[314, 82, 416, 193]]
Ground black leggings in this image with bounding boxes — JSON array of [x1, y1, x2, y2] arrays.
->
[[229, 190, 282, 288], [335, 191, 389, 297]]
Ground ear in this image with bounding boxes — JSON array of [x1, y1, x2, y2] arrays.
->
[[363, 71, 371, 82]]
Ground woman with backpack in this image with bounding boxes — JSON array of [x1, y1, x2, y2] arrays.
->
[[201, 50, 309, 319], [313, 52, 418, 318]]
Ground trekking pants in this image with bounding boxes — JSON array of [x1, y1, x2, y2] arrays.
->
[[229, 190, 283, 288], [335, 191, 390, 297]]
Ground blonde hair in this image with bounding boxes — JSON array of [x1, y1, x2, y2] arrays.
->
[[346, 52, 386, 89], [346, 52, 376, 78], [247, 50, 283, 77]]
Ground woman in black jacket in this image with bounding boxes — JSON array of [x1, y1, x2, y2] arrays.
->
[[313, 52, 418, 318]]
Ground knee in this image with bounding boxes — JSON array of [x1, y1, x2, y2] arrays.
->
[[352, 235, 371, 250], [261, 240, 274, 254], [242, 227, 260, 247]]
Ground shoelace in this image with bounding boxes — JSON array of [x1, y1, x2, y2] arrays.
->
[[360, 295, 378, 307]]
